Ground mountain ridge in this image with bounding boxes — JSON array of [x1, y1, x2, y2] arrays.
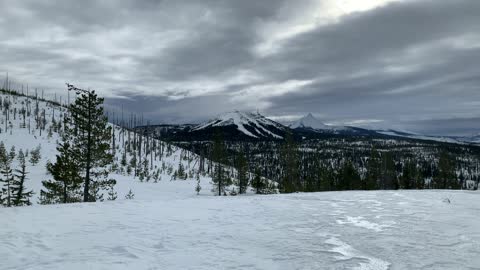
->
[[136, 111, 480, 145]]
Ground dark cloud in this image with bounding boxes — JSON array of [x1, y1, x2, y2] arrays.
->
[[0, 0, 479, 135], [104, 93, 238, 124]]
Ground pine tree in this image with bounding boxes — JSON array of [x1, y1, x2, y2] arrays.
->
[[435, 151, 458, 189], [339, 160, 361, 190], [236, 150, 248, 194], [125, 189, 135, 199], [107, 179, 118, 201], [211, 131, 228, 196], [365, 147, 380, 190], [0, 142, 14, 207], [121, 151, 127, 168], [66, 84, 114, 202], [280, 133, 299, 193], [177, 161, 185, 180], [9, 146, 16, 161], [11, 150, 34, 206], [29, 145, 41, 165], [319, 165, 335, 191], [380, 152, 397, 189], [251, 166, 265, 194], [195, 174, 202, 195], [40, 142, 83, 204], [400, 159, 418, 189]]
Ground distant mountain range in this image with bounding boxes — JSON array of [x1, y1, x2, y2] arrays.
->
[[136, 111, 289, 141], [136, 111, 480, 145], [192, 111, 287, 140]]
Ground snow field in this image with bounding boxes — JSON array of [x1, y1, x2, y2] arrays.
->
[[1, 190, 479, 270]]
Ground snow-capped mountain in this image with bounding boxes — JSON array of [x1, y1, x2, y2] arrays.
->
[[290, 113, 330, 130], [190, 111, 288, 140], [289, 113, 361, 136]]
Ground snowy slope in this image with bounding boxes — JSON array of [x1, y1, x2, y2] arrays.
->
[[0, 92, 255, 203], [1, 190, 479, 269], [192, 111, 287, 139]]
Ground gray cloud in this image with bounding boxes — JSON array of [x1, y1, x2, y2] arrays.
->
[[0, 0, 479, 135]]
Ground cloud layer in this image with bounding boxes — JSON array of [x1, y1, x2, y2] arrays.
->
[[1, 0, 479, 135]]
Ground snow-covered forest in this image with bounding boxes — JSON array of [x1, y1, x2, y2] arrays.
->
[[0, 85, 273, 208]]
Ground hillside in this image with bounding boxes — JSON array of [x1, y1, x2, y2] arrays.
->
[[0, 91, 263, 203]]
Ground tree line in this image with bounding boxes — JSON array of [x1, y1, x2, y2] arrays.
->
[[181, 132, 478, 194]]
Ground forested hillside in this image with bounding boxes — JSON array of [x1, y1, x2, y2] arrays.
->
[[0, 86, 273, 207], [175, 133, 480, 193]]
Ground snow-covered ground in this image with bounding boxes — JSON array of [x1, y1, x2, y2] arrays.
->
[[1, 190, 479, 270]]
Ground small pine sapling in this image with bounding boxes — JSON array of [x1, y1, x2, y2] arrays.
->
[[195, 174, 202, 195], [125, 189, 135, 200]]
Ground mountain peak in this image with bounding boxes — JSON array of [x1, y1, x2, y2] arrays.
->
[[290, 113, 330, 130]]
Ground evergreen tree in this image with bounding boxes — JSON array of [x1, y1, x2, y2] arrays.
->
[[435, 151, 458, 189], [177, 161, 185, 179], [211, 131, 229, 196], [125, 189, 135, 199], [236, 150, 249, 194], [195, 174, 202, 195], [280, 133, 299, 193], [0, 142, 14, 207], [11, 150, 34, 206], [380, 152, 397, 189], [251, 166, 265, 194], [365, 147, 380, 190], [107, 179, 118, 201], [66, 84, 114, 202], [40, 142, 83, 204], [121, 151, 127, 168], [29, 145, 41, 165], [339, 161, 361, 190], [400, 159, 418, 189], [321, 165, 336, 191], [9, 146, 16, 160], [129, 155, 137, 175]]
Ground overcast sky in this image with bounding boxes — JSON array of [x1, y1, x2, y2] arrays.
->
[[1, 0, 479, 136]]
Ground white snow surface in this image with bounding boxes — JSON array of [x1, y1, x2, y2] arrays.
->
[[193, 111, 285, 139], [1, 190, 480, 269]]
